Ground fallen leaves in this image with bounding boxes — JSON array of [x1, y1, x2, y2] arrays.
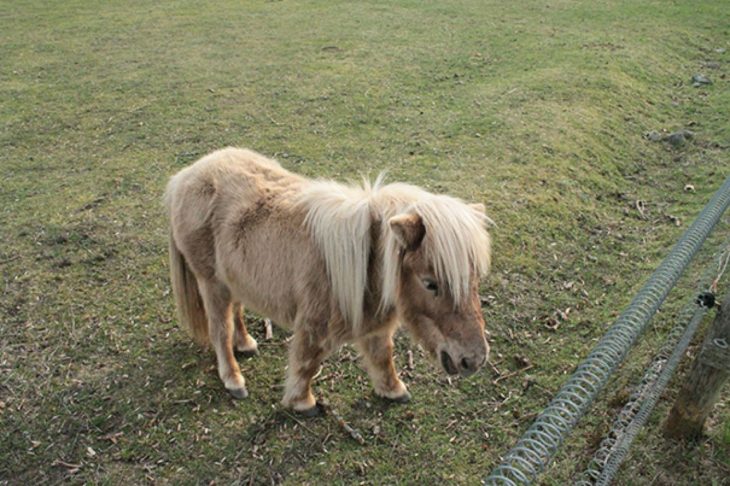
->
[[101, 432, 123, 444], [544, 307, 572, 331]]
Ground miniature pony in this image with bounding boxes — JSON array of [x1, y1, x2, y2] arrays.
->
[[165, 148, 492, 415]]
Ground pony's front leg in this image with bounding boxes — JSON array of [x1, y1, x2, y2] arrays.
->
[[282, 329, 326, 416], [355, 332, 410, 403]]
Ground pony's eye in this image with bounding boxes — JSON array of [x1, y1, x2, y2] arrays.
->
[[423, 279, 439, 294]]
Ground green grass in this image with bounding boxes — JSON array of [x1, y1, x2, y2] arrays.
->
[[1, 0, 728, 484]]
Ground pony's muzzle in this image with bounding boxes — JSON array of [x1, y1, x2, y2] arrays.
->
[[439, 337, 488, 377], [440, 350, 486, 377]]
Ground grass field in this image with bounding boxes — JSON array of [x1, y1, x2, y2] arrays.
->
[[1, 1, 729, 484]]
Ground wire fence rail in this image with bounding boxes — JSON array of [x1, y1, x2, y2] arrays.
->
[[484, 176, 730, 485]]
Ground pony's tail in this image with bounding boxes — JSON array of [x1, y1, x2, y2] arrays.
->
[[169, 233, 209, 346]]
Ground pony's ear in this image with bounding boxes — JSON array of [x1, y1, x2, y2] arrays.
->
[[469, 203, 486, 214], [389, 213, 426, 250], [469, 202, 496, 227]]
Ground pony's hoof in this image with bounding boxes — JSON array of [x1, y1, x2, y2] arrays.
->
[[296, 402, 326, 417], [227, 387, 249, 400], [389, 391, 412, 404], [235, 348, 259, 359], [378, 390, 411, 404]]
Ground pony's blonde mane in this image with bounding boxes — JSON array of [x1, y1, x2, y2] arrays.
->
[[296, 176, 492, 332]]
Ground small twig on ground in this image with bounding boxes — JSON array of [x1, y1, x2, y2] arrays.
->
[[406, 349, 414, 370], [0, 255, 19, 265], [488, 359, 503, 377], [492, 364, 534, 385], [326, 405, 365, 445], [494, 391, 514, 412], [53, 459, 82, 470], [264, 319, 273, 340], [282, 411, 319, 437]]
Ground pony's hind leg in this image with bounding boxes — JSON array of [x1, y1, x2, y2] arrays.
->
[[232, 302, 258, 358], [282, 329, 327, 416], [355, 331, 410, 403], [198, 279, 248, 399]]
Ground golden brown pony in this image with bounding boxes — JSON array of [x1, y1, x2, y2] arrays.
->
[[165, 148, 492, 415]]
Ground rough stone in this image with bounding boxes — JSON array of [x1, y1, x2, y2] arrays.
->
[[691, 73, 712, 87], [665, 129, 694, 148]]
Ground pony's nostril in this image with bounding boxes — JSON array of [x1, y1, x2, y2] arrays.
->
[[440, 350, 459, 375], [458, 356, 481, 377]]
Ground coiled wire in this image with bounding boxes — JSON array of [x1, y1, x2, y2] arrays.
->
[[484, 176, 730, 485], [577, 241, 728, 485]]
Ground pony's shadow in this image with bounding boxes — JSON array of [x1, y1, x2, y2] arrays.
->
[[135, 340, 339, 479], [50, 329, 415, 484]]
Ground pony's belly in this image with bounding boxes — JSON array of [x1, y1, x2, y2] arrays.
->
[[216, 208, 320, 333], [225, 277, 296, 330]]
